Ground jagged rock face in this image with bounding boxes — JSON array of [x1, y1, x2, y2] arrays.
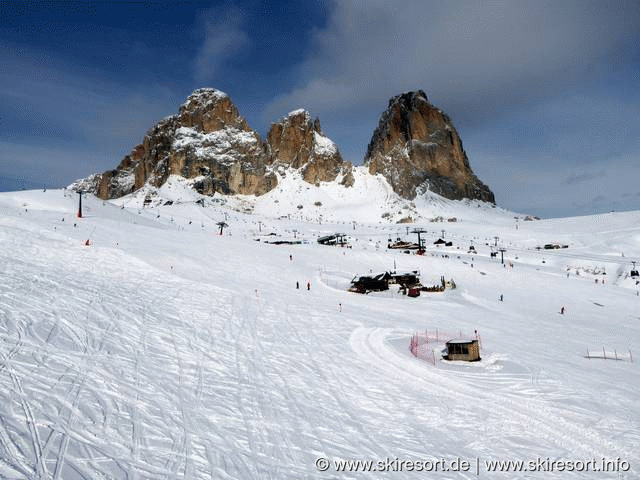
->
[[93, 88, 276, 199], [266, 110, 354, 186], [178, 89, 251, 133], [79, 88, 493, 204], [365, 91, 494, 203]]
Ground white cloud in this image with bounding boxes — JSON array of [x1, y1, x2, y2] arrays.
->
[[193, 5, 249, 84], [265, 0, 640, 122], [262, 1, 640, 215], [0, 46, 183, 189]]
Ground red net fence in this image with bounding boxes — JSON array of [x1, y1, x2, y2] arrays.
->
[[409, 329, 482, 365]]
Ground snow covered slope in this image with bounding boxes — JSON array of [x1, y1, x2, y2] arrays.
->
[[0, 188, 639, 479]]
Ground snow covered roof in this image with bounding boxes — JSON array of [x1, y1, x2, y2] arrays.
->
[[446, 338, 478, 345]]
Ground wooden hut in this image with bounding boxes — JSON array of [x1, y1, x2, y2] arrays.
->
[[443, 339, 480, 361]]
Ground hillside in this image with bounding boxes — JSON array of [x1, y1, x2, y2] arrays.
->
[[0, 187, 639, 478]]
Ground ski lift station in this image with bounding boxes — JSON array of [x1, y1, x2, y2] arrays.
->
[[317, 233, 348, 246], [443, 339, 481, 362]]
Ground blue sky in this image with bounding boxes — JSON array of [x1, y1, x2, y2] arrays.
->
[[1, 1, 639, 217]]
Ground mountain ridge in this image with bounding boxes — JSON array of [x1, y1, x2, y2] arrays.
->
[[74, 88, 494, 205]]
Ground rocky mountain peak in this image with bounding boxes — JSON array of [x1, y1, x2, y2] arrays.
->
[[76, 88, 494, 206], [266, 110, 354, 186], [178, 87, 250, 133], [92, 88, 276, 199], [365, 90, 494, 203]]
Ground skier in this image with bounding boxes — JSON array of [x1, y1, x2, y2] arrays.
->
[[296, 281, 299, 289], [500, 294, 503, 302], [307, 282, 311, 291], [560, 306, 565, 314], [289, 254, 293, 261]]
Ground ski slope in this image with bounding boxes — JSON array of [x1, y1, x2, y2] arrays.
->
[[0, 186, 639, 479]]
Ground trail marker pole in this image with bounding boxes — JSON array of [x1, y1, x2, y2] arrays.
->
[[77, 191, 83, 218]]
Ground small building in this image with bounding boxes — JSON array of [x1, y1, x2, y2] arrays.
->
[[349, 271, 422, 294], [443, 339, 481, 361], [388, 240, 419, 250], [390, 271, 420, 287], [318, 233, 348, 246], [349, 273, 391, 293]]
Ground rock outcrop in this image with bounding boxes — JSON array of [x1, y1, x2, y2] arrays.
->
[[266, 110, 354, 186], [86, 89, 354, 200], [91, 88, 277, 199], [78, 88, 494, 205], [364, 91, 494, 203]]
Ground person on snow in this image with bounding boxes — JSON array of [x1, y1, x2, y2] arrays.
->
[[307, 282, 311, 290]]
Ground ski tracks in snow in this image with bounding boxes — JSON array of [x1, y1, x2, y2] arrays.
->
[[350, 327, 632, 465]]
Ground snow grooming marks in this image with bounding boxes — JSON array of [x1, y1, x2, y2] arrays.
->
[[349, 327, 633, 463], [1, 189, 640, 478]]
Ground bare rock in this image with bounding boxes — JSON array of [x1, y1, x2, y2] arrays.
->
[[365, 91, 494, 203], [266, 110, 353, 185], [92, 88, 276, 199]]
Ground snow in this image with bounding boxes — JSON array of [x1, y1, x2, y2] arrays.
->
[[1, 184, 639, 478], [285, 109, 309, 121], [172, 126, 261, 161], [313, 131, 338, 157], [180, 88, 228, 109]]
